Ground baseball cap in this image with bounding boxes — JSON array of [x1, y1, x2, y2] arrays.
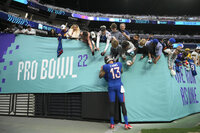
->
[[169, 38, 176, 44], [196, 46, 200, 50], [61, 24, 66, 30], [100, 25, 106, 31], [152, 39, 159, 44], [185, 48, 190, 51]]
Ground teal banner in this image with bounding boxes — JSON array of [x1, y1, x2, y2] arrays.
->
[[123, 56, 200, 122], [0, 34, 200, 122], [0, 34, 108, 93]]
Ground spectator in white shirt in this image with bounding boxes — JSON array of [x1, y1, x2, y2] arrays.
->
[[168, 46, 182, 76], [67, 24, 80, 39], [96, 25, 111, 56], [24, 25, 36, 35], [191, 46, 200, 66]]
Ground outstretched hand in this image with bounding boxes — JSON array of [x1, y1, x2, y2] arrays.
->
[[101, 65, 103, 70], [101, 51, 106, 56]]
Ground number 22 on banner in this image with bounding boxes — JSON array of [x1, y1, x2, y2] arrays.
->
[[78, 54, 88, 67]]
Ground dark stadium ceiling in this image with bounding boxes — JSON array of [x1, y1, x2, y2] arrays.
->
[[40, 0, 200, 16]]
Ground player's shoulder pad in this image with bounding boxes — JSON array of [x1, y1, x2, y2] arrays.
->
[[117, 62, 122, 67], [103, 64, 108, 71]]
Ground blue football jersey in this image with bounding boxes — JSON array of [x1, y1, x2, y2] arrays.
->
[[103, 62, 122, 87], [188, 59, 197, 76], [60, 30, 68, 39], [100, 35, 107, 42]]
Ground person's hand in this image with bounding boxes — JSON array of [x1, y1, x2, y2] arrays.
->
[[153, 60, 157, 64], [58, 33, 62, 37], [92, 50, 95, 56], [96, 48, 100, 51], [169, 66, 172, 69], [122, 32, 126, 36], [127, 61, 133, 66], [101, 51, 106, 56], [122, 57, 126, 61], [24, 31, 28, 35]]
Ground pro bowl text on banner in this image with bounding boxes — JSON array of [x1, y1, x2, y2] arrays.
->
[[169, 66, 200, 121], [0, 34, 108, 93]]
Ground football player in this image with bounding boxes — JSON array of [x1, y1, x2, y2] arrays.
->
[[99, 55, 132, 130]]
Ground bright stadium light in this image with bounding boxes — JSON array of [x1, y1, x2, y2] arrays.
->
[[13, 0, 28, 4]]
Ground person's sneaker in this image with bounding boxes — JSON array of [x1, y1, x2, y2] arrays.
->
[[124, 124, 132, 130], [110, 124, 115, 129]]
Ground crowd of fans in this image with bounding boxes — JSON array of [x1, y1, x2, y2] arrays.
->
[[2, 21, 200, 77], [3, 23, 36, 35], [66, 22, 199, 76]]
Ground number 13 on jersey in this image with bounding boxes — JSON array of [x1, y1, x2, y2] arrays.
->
[[110, 67, 121, 79]]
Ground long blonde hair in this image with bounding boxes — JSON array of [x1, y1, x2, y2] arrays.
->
[[139, 39, 147, 46], [70, 24, 80, 31], [68, 24, 80, 38]]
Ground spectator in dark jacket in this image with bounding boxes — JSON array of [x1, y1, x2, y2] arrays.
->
[[120, 23, 130, 41], [48, 29, 57, 37], [110, 38, 122, 62], [136, 39, 148, 60]]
